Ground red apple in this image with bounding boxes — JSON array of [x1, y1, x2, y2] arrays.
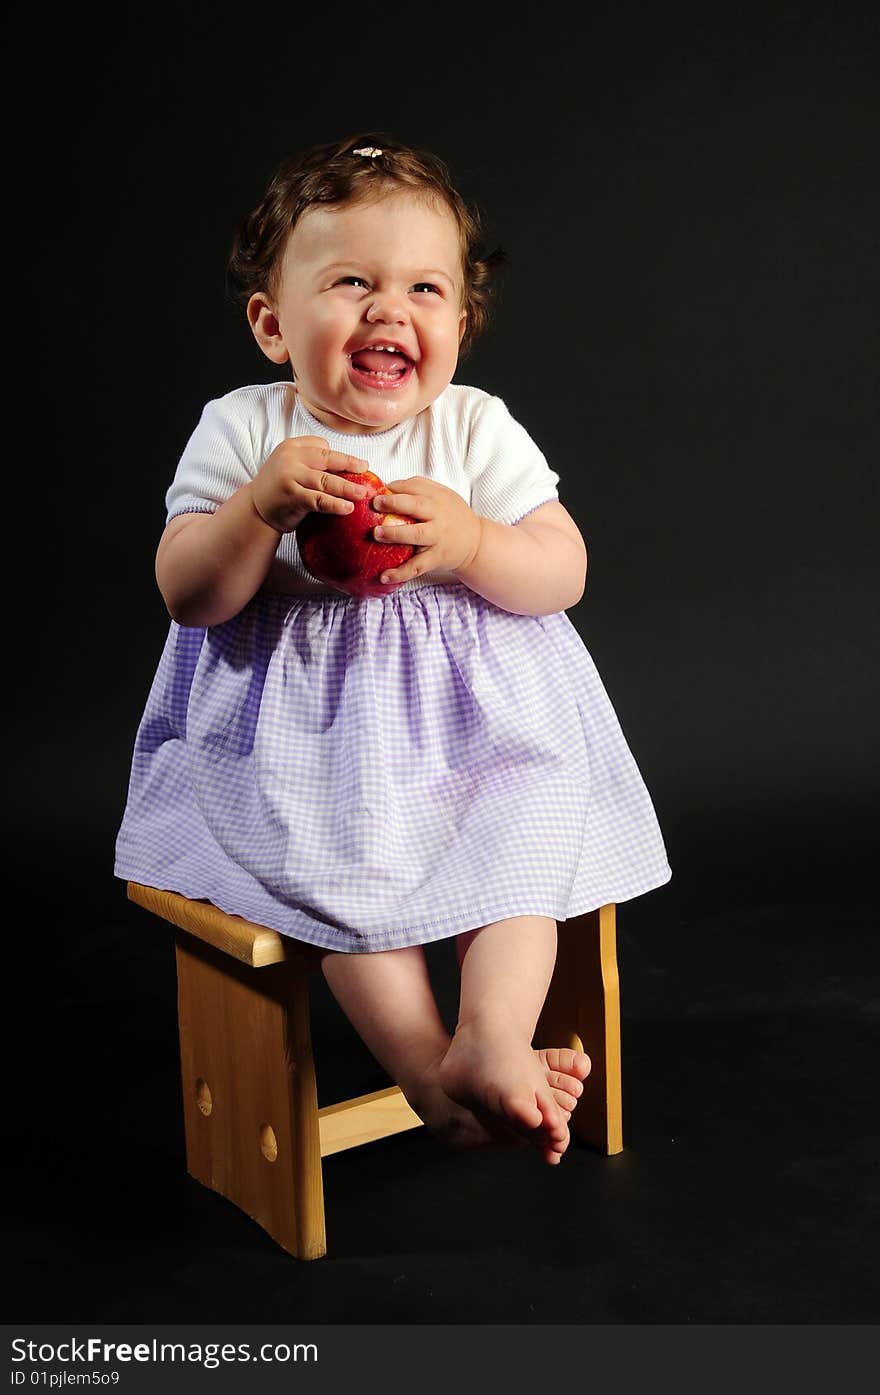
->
[[297, 470, 416, 598]]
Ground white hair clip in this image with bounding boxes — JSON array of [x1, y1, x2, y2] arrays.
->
[[353, 146, 383, 158]]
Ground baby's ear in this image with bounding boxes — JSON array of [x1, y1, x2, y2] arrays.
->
[[246, 292, 290, 364]]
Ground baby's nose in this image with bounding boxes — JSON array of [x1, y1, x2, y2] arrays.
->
[[366, 295, 408, 323]]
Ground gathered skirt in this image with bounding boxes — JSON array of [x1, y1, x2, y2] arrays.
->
[[114, 583, 671, 952]]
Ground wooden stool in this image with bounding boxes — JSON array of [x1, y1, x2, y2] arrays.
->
[[127, 882, 622, 1260]]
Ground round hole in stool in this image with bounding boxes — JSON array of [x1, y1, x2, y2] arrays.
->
[[259, 1124, 278, 1162], [195, 1078, 212, 1116]]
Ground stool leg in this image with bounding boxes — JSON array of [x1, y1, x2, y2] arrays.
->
[[175, 931, 326, 1259], [535, 904, 623, 1154]]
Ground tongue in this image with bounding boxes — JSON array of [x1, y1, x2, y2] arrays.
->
[[352, 348, 409, 373]]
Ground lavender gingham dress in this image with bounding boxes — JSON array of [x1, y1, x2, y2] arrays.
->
[[114, 383, 671, 951]]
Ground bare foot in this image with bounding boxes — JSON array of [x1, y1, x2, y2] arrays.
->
[[401, 1052, 521, 1150], [536, 1046, 592, 1120], [403, 1045, 590, 1155], [436, 1019, 576, 1165]]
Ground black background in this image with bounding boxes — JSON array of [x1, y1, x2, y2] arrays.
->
[[5, 3, 879, 1326]]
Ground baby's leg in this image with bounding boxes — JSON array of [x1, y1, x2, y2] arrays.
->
[[454, 932, 591, 1113], [438, 917, 591, 1165], [319, 944, 500, 1149]]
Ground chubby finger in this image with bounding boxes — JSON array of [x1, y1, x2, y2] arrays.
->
[[382, 477, 419, 492], [371, 492, 424, 518], [294, 437, 371, 474], [310, 471, 371, 515], [378, 545, 435, 587], [322, 450, 372, 475], [372, 520, 427, 546]]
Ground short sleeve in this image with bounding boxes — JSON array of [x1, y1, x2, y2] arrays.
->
[[165, 394, 258, 522], [466, 395, 560, 526]]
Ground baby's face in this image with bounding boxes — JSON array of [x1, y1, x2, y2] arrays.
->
[[253, 190, 467, 434]]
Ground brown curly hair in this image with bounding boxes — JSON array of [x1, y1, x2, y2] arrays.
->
[[226, 132, 505, 360]]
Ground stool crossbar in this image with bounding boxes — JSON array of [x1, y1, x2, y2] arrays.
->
[[127, 882, 622, 1259]]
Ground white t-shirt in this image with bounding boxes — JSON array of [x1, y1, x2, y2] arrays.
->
[[165, 381, 561, 595]]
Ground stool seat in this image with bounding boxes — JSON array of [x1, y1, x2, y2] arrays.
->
[[127, 881, 622, 1259]]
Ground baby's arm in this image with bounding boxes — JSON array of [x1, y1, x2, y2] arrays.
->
[[456, 396, 583, 616], [156, 485, 282, 627], [374, 487, 586, 617], [156, 436, 370, 626], [455, 500, 587, 616]]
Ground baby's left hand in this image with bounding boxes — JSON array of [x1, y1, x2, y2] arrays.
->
[[371, 479, 482, 585]]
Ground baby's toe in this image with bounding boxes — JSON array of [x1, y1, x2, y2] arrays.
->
[[541, 1046, 591, 1081], [546, 1068, 584, 1101], [550, 1087, 574, 1116], [536, 1092, 569, 1142]]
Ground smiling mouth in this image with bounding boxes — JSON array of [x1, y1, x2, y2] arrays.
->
[[348, 346, 415, 389]]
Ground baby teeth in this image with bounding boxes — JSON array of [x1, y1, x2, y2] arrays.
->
[[350, 345, 409, 356]]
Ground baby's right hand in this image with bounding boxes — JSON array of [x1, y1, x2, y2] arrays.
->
[[250, 436, 371, 534]]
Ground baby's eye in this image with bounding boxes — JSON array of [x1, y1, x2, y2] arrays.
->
[[411, 283, 441, 295]]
